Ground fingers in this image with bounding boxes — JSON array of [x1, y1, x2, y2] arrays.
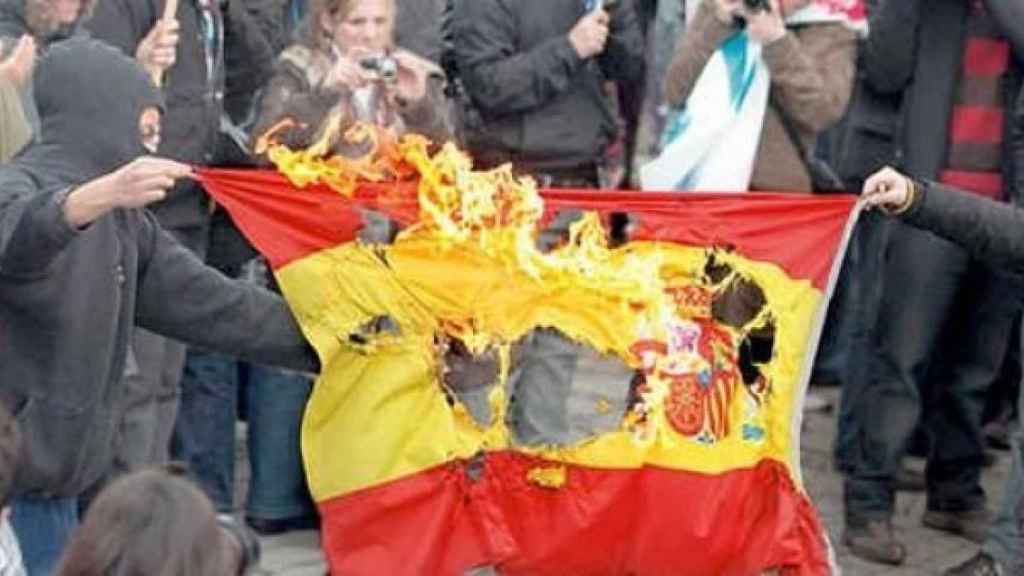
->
[[150, 47, 176, 67], [1, 34, 36, 86], [12, 34, 35, 61], [862, 166, 900, 196], [139, 19, 179, 65], [127, 157, 193, 181], [861, 166, 908, 210], [152, 19, 179, 65], [326, 58, 371, 90], [116, 157, 192, 208]]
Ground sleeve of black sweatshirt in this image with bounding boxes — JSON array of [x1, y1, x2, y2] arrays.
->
[[903, 182, 1024, 275], [134, 211, 320, 373], [0, 178, 79, 277]]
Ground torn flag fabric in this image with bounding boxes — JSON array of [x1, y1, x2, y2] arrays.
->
[[198, 136, 857, 575]]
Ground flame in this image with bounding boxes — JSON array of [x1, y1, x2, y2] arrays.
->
[[258, 121, 762, 444]]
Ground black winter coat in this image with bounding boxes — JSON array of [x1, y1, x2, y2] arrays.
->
[[87, 0, 275, 228], [450, 0, 645, 172], [842, 0, 1024, 202], [0, 39, 317, 499]]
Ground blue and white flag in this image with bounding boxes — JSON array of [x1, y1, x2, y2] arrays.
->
[[640, 31, 770, 192], [640, 0, 867, 192]]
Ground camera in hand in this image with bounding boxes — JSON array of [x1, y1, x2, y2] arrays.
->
[[742, 0, 771, 12], [359, 54, 398, 84]]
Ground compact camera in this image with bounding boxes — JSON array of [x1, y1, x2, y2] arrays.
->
[[359, 54, 399, 84]]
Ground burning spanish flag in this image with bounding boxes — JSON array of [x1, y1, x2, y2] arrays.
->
[[199, 127, 857, 575]]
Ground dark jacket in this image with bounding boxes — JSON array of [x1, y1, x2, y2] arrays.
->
[[87, 0, 275, 228], [899, 82, 1024, 270], [395, 0, 445, 63], [0, 39, 317, 498], [450, 0, 645, 172], [904, 183, 1024, 274], [845, 0, 1024, 202]]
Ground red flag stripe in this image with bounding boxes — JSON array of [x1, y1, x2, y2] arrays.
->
[[316, 452, 829, 576]]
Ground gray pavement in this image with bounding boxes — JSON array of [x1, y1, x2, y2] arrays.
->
[[256, 386, 1013, 575]]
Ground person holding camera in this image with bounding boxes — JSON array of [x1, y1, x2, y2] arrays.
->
[[251, 0, 452, 156], [660, 0, 858, 192]]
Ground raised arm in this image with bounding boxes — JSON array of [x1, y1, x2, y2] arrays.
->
[[134, 212, 319, 373]]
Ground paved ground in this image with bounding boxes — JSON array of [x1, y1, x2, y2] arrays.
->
[[257, 386, 1013, 575]]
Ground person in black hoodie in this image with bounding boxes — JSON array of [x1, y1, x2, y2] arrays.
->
[[85, 0, 276, 499], [0, 38, 318, 575]]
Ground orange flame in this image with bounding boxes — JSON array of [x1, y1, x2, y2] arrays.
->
[[257, 121, 769, 445]]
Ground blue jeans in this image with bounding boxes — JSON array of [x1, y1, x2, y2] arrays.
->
[[172, 350, 238, 512], [244, 364, 316, 520], [986, 326, 1024, 573], [834, 212, 891, 472], [845, 222, 1022, 523], [813, 218, 860, 389], [172, 350, 315, 519], [9, 496, 78, 576]]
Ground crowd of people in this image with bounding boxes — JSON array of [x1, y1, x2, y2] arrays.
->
[[0, 0, 1023, 574]]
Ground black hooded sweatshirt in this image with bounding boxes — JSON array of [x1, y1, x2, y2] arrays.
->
[[0, 38, 318, 498]]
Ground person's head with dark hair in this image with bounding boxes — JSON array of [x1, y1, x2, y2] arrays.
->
[[0, 402, 21, 509], [21, 0, 97, 43], [53, 466, 235, 576]]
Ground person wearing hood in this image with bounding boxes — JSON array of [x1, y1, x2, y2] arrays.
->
[[0, 38, 318, 575]]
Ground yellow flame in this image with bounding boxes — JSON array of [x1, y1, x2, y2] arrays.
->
[[258, 123, 750, 443], [526, 465, 567, 489]]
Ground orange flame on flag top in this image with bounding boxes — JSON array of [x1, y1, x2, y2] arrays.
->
[[256, 120, 764, 445]]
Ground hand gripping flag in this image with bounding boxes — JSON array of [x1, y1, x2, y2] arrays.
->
[[199, 130, 858, 575]]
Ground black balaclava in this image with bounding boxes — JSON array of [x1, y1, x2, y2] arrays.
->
[[17, 37, 164, 186]]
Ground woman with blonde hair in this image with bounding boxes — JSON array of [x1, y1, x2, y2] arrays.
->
[[252, 0, 452, 153]]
